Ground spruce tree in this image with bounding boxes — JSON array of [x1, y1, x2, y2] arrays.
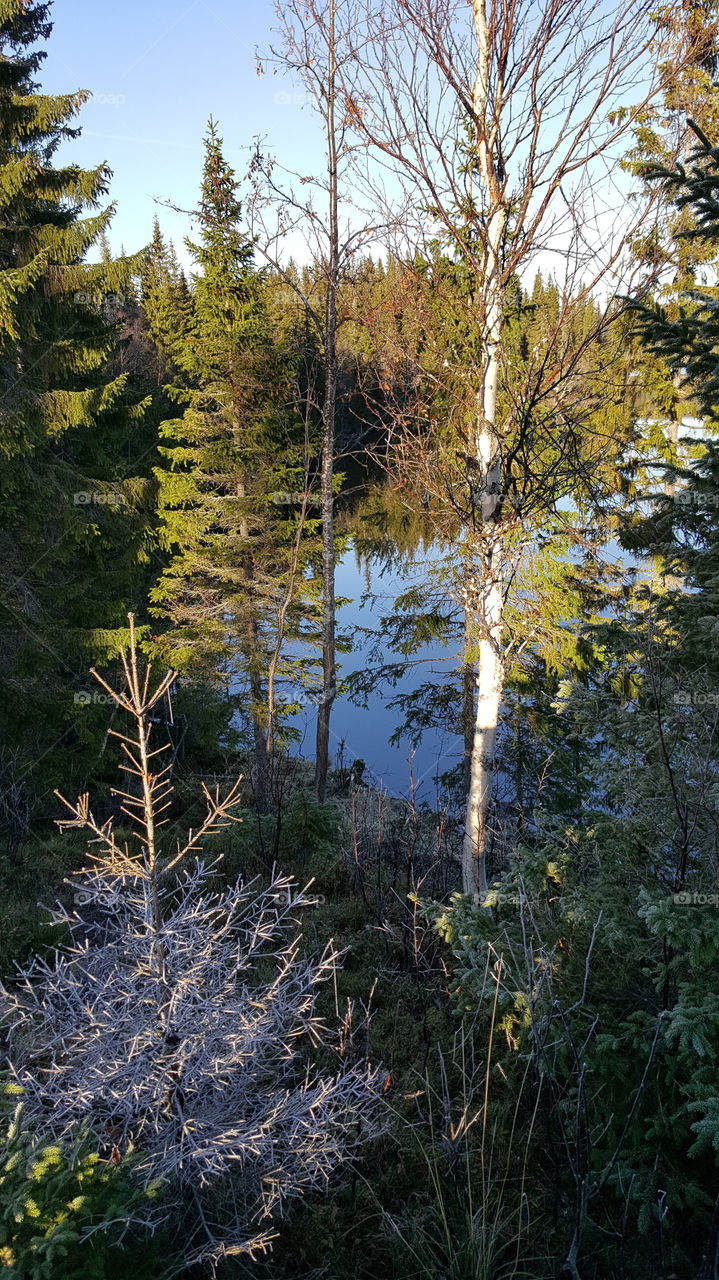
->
[[623, 2, 719, 470], [139, 217, 190, 386], [632, 130, 719, 419], [152, 122, 319, 805], [625, 132, 719, 681], [0, 0, 155, 821]]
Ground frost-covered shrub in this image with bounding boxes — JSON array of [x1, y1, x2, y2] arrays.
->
[[0, 621, 382, 1266]]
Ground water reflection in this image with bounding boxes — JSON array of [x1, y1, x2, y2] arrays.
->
[[289, 538, 463, 801]]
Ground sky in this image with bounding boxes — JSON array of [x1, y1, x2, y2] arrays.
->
[[39, 1, 652, 286], [42, 0, 324, 263]]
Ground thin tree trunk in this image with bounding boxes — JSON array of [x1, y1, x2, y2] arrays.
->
[[462, 661, 474, 799], [314, 0, 339, 803], [266, 477, 311, 757], [462, 557, 504, 896], [462, 0, 507, 897], [314, 359, 337, 801], [248, 621, 269, 814], [663, 413, 679, 496], [237, 474, 269, 812]]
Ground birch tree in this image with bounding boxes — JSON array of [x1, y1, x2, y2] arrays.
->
[[305, 0, 710, 896]]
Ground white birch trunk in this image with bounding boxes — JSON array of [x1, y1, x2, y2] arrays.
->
[[462, 564, 504, 897], [462, 0, 507, 898]]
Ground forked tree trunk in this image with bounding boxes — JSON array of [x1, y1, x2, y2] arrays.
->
[[314, 0, 339, 803]]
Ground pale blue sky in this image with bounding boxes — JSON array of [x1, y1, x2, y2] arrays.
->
[[39, 0, 646, 285], [42, 0, 323, 262]]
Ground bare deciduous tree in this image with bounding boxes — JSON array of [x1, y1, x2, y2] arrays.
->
[[302, 0, 712, 895], [251, 0, 389, 802]]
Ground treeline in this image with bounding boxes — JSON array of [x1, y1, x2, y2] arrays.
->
[[0, 0, 623, 838]]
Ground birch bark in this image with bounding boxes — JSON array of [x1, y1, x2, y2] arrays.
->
[[462, 0, 508, 896]]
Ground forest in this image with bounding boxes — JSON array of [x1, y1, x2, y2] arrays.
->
[[4, 0, 719, 1276]]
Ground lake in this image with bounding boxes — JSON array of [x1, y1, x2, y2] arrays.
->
[[284, 498, 650, 802], [288, 540, 464, 802]]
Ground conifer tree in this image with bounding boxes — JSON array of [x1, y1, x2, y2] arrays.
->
[[2, 622, 381, 1268], [152, 122, 318, 806], [633, 132, 719, 416], [139, 217, 190, 386], [0, 0, 155, 815], [623, 1, 719, 477], [627, 131, 719, 665]]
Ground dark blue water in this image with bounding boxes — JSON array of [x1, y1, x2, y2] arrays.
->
[[285, 528, 645, 800], [288, 543, 463, 801]]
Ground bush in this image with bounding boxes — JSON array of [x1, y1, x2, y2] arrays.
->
[[1, 621, 382, 1270], [0, 1086, 164, 1280]]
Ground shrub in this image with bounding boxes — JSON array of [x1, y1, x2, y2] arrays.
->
[[0, 1085, 164, 1280], [0, 619, 382, 1270]]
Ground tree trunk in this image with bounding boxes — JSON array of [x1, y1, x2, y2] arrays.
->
[[462, 661, 474, 799], [314, 0, 339, 803], [248, 619, 269, 814], [237, 474, 269, 812], [462, 552, 504, 896], [461, 0, 507, 898], [314, 391, 336, 801]]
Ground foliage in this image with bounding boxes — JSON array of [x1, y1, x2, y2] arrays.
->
[[0, 1085, 165, 1280], [9, 3, 719, 1277], [0, 0, 157, 807], [433, 566, 719, 1275], [150, 121, 323, 788]]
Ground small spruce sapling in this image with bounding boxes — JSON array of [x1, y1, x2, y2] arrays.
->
[[0, 1083, 163, 1280], [1, 617, 381, 1267]]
